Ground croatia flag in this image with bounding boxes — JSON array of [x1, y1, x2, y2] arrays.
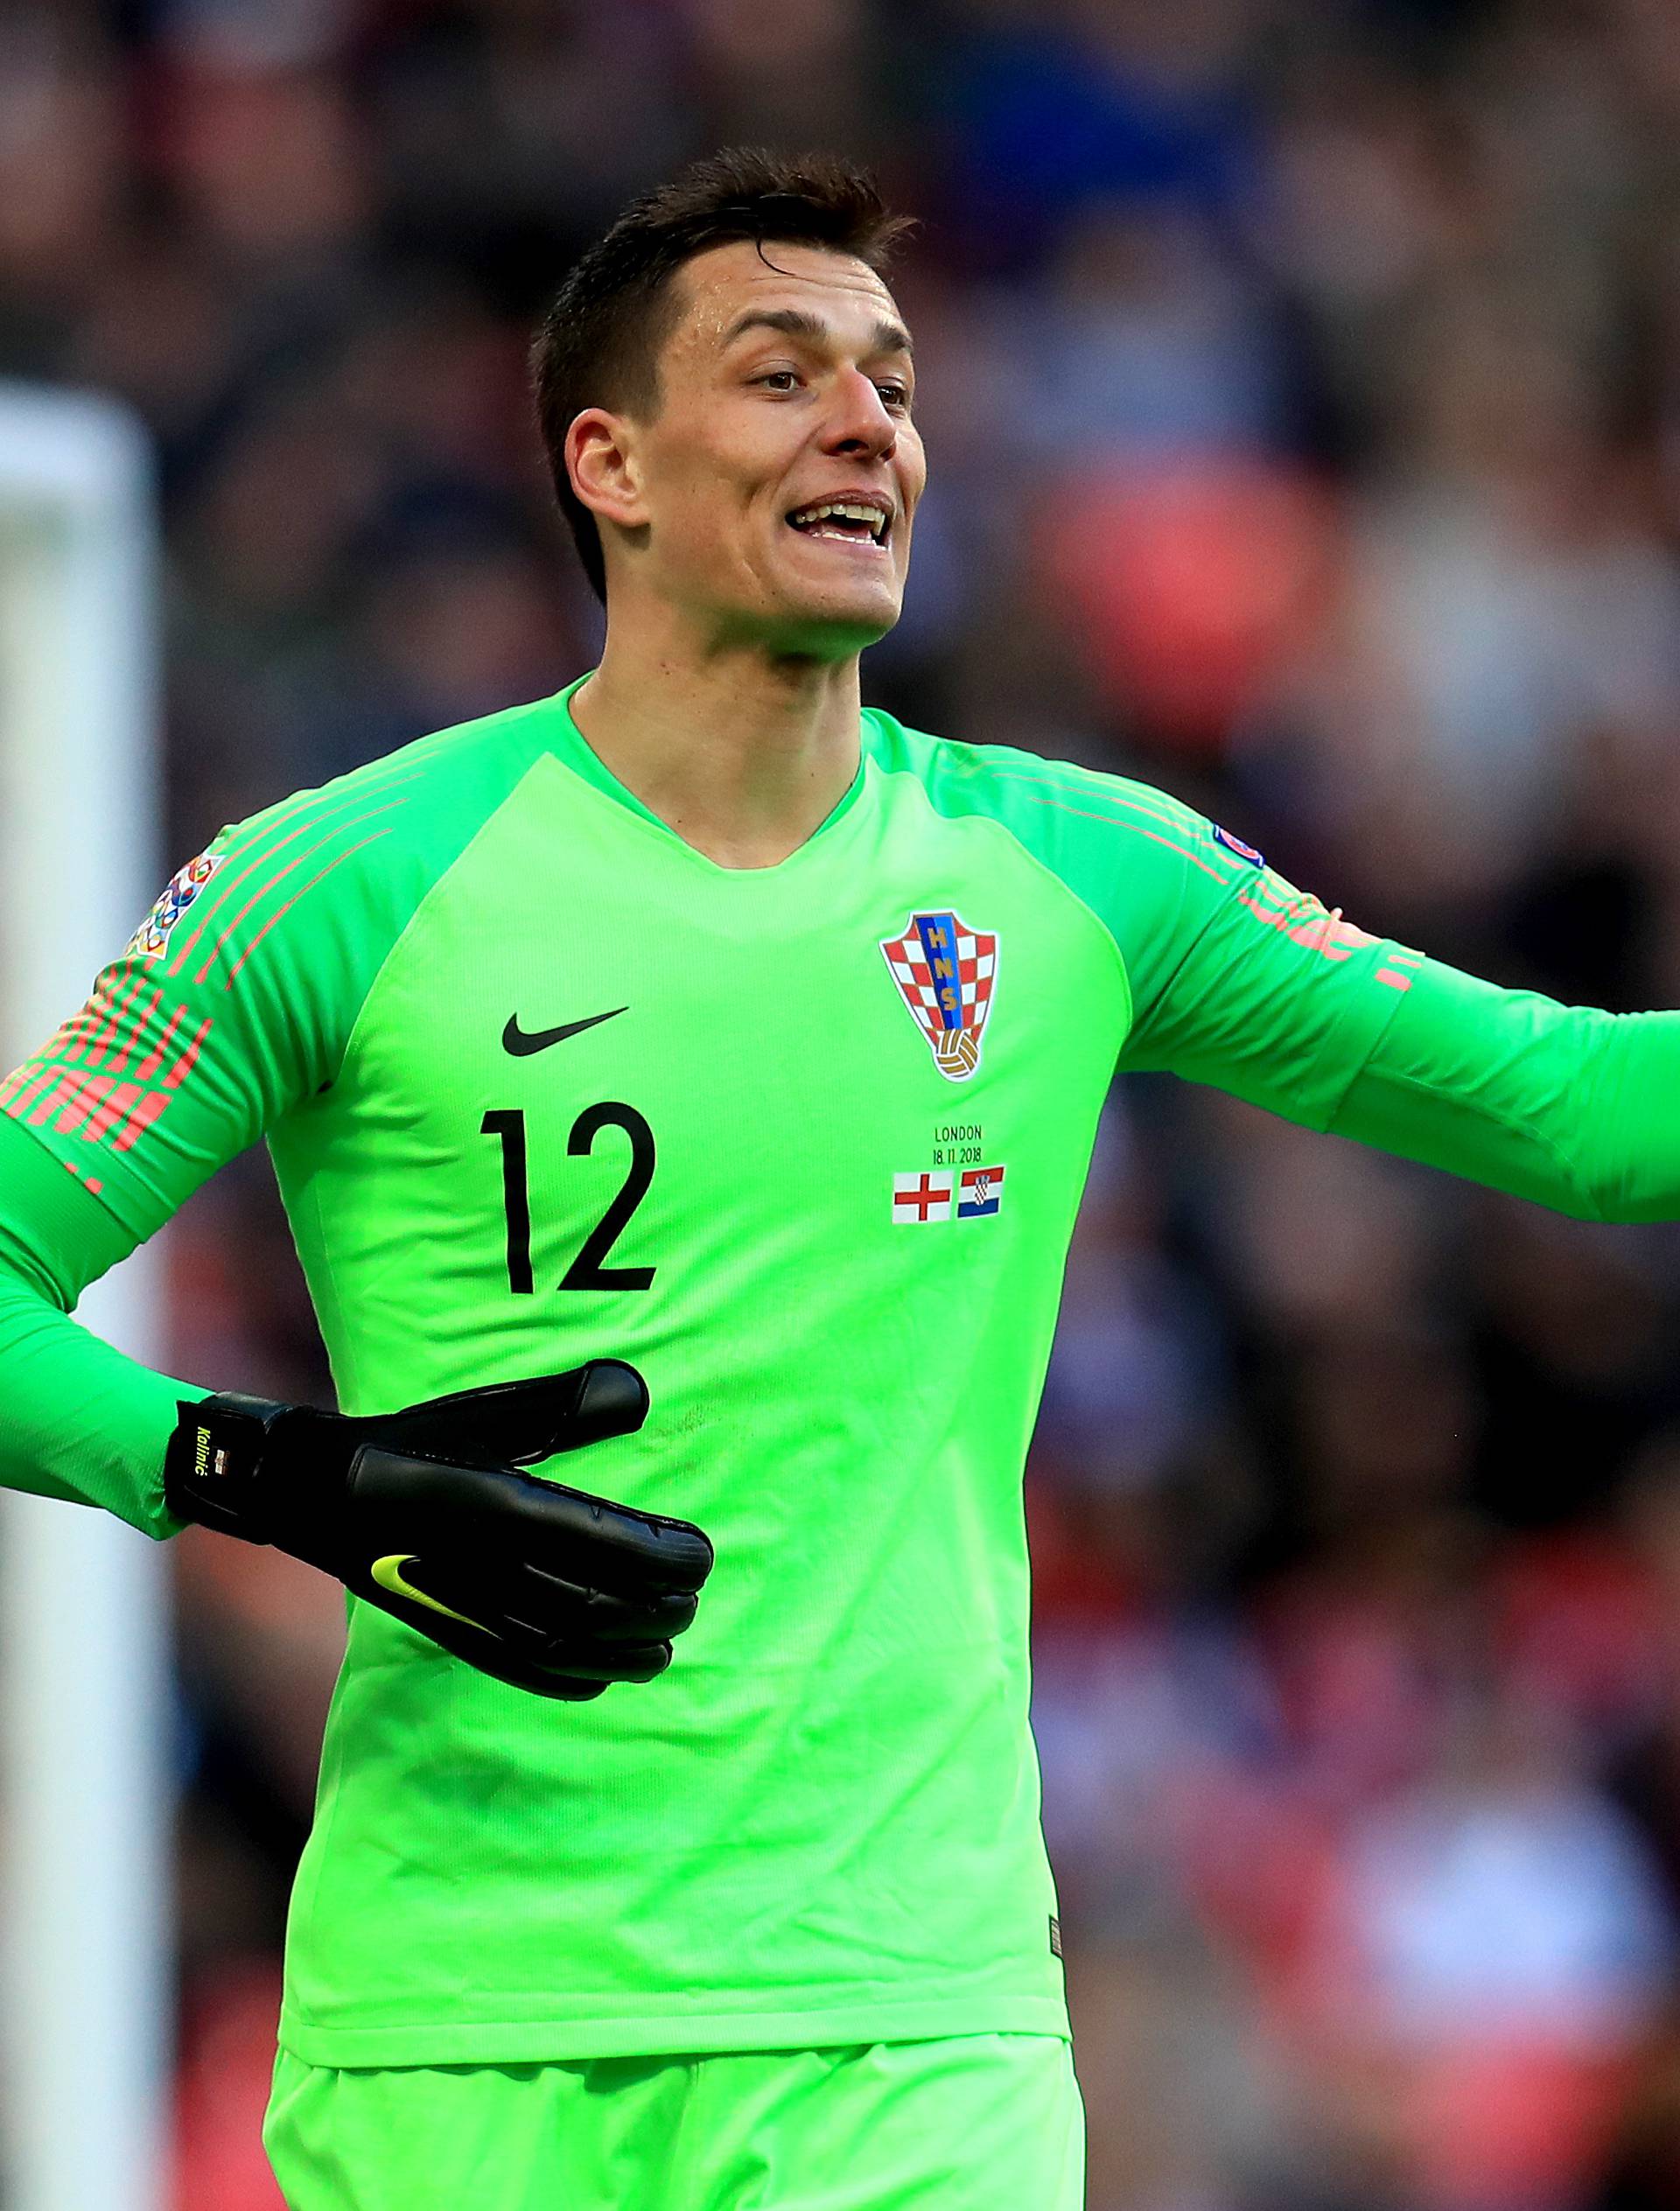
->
[[957, 1165, 1005, 1218]]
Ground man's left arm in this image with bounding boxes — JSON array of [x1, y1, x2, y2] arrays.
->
[[1107, 810, 1680, 1221], [1325, 958, 1680, 1223]]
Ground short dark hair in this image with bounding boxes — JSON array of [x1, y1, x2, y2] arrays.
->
[[530, 147, 915, 604]]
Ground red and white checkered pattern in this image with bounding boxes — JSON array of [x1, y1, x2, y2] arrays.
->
[[879, 917, 998, 1048]]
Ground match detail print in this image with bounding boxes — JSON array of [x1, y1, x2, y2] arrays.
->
[[891, 1165, 1007, 1223]]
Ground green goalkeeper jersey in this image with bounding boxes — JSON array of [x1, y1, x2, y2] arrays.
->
[[0, 679, 1429, 2062]]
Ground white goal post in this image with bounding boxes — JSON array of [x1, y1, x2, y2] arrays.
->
[[0, 383, 169, 2211]]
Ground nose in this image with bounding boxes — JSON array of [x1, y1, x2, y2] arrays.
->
[[819, 367, 898, 461]]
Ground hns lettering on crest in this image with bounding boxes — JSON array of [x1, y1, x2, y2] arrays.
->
[[880, 910, 998, 1081], [130, 851, 223, 961]]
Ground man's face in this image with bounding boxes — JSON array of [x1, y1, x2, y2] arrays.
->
[[592, 239, 925, 654]]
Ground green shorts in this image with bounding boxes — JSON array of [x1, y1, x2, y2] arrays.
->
[[264, 2033, 1084, 2211]]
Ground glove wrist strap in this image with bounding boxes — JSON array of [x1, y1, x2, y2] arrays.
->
[[164, 1393, 308, 1544]]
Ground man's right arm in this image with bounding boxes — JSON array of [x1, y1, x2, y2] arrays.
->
[[0, 1113, 195, 1536], [0, 774, 415, 1533]]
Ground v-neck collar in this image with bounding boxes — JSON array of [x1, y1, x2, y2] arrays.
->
[[541, 674, 876, 879]]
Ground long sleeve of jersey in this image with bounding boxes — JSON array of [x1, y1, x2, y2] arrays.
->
[[0, 1113, 191, 1534], [1325, 956, 1680, 1221], [0, 777, 407, 1536], [0, 707, 559, 1536]]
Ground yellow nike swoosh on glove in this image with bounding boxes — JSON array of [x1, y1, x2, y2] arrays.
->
[[369, 1553, 490, 1633]]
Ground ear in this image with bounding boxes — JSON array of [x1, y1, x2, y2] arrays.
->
[[567, 408, 648, 532]]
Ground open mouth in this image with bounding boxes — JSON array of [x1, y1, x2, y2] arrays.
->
[[786, 498, 892, 549]]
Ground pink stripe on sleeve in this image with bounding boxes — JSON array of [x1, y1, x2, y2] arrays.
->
[[54, 1075, 118, 1133], [223, 832, 392, 985], [111, 1091, 170, 1153]]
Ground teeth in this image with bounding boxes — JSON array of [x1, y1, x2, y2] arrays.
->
[[791, 500, 888, 540]]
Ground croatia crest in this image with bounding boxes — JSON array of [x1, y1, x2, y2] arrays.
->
[[880, 909, 998, 1081]]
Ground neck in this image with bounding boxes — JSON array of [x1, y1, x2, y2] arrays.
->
[[570, 608, 864, 870]]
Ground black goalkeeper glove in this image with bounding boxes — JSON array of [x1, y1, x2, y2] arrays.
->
[[163, 1361, 712, 1701]]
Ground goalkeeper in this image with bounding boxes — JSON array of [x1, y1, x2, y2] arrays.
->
[[4, 147, 1680, 2210]]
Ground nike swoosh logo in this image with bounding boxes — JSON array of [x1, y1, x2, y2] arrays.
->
[[370, 1553, 489, 1634], [502, 1006, 627, 1057]]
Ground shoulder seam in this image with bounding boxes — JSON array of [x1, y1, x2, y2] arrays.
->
[[886, 725, 1241, 873], [166, 783, 423, 991], [164, 703, 561, 995], [964, 771, 1236, 885], [329, 756, 556, 1092]]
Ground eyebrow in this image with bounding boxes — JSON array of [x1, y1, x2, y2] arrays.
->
[[721, 306, 914, 359]]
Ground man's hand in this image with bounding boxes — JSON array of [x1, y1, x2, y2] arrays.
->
[[164, 1362, 712, 1700]]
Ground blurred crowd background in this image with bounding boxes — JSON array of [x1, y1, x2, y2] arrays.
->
[[8, 0, 1680, 2204]]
